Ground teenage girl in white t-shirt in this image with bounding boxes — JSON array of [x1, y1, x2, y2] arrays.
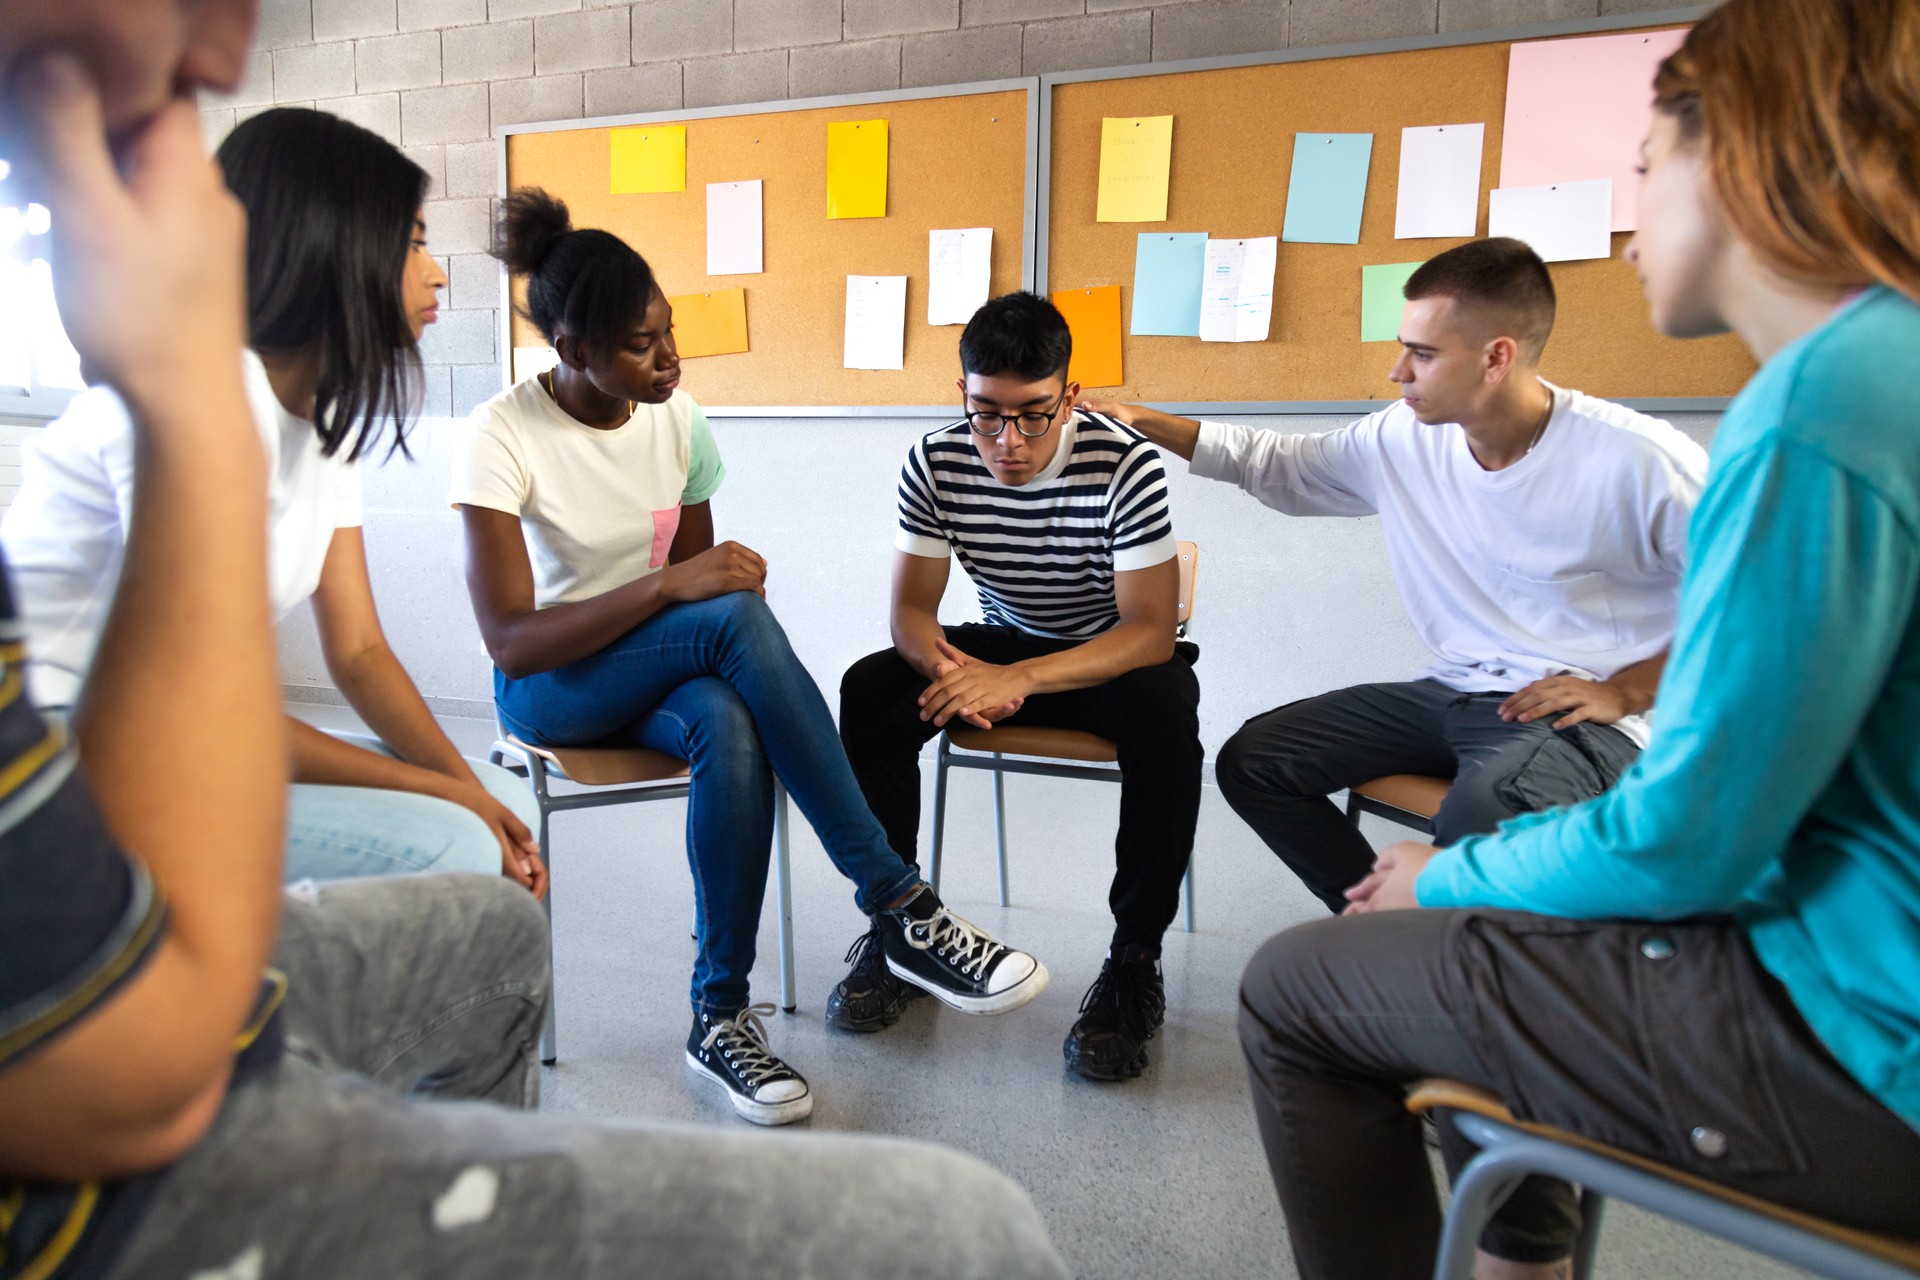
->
[[452, 191, 1047, 1125], [0, 108, 545, 896]]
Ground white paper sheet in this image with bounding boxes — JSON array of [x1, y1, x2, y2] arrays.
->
[[705, 180, 763, 276], [844, 275, 907, 370], [1488, 179, 1613, 263], [1395, 123, 1484, 240], [1198, 237, 1277, 343], [927, 227, 992, 326]]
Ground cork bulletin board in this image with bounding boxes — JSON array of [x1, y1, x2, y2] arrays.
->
[[501, 83, 1035, 412], [1042, 17, 1755, 409]]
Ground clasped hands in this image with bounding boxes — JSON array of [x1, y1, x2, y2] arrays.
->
[[1341, 840, 1440, 915], [917, 639, 1030, 731]]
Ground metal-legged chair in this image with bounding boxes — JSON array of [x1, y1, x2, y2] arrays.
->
[[928, 541, 1200, 932], [488, 732, 796, 1065], [1345, 773, 1451, 836], [1408, 1079, 1920, 1280]]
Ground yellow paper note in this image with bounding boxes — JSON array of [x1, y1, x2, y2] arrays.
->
[[826, 119, 888, 219], [669, 287, 749, 358], [1097, 116, 1173, 223], [1051, 286, 1124, 389], [611, 125, 686, 194]]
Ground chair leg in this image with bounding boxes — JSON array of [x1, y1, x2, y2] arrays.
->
[[1182, 856, 1196, 933], [1571, 1190, 1606, 1280], [929, 734, 951, 895], [526, 755, 558, 1067], [992, 753, 1010, 907], [773, 782, 796, 1014]]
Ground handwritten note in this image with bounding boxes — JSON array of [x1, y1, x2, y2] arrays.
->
[[826, 120, 888, 219], [1488, 179, 1613, 262], [706, 180, 763, 276], [669, 288, 749, 358], [611, 125, 686, 194], [1199, 237, 1277, 343], [1502, 28, 1689, 231], [1051, 286, 1124, 389], [1395, 124, 1484, 240], [928, 228, 992, 326], [844, 275, 907, 370], [1097, 116, 1174, 223], [1282, 133, 1374, 244]]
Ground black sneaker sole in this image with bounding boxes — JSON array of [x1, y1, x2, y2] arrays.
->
[[1063, 1039, 1150, 1081], [825, 985, 918, 1033]]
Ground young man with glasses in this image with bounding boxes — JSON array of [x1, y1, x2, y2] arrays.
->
[[834, 291, 1202, 1083]]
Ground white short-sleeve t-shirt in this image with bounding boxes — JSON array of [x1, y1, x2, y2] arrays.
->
[[1189, 383, 1708, 747], [0, 349, 363, 707], [447, 379, 725, 608]]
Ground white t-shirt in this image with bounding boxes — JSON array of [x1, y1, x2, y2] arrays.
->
[[0, 350, 363, 708], [447, 379, 726, 608], [1190, 383, 1708, 746]]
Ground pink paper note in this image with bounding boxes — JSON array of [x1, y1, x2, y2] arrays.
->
[[1500, 27, 1688, 232]]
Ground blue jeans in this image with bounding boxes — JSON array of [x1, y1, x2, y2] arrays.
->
[[286, 733, 541, 883], [494, 591, 920, 1015]]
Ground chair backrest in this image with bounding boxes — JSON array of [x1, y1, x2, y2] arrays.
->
[[1176, 541, 1199, 633]]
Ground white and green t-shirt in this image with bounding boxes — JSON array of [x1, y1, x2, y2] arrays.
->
[[449, 379, 725, 608]]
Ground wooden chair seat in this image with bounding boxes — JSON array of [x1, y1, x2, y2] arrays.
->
[[945, 724, 1118, 764], [1408, 1078, 1920, 1272], [503, 735, 690, 787], [1351, 773, 1452, 820]]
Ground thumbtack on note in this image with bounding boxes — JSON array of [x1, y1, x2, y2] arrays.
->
[[611, 125, 686, 194], [1283, 133, 1374, 244]]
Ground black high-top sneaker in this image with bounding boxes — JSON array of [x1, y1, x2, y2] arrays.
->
[[826, 925, 926, 1032], [1062, 945, 1166, 1081], [685, 1003, 812, 1126], [874, 885, 1048, 1014]]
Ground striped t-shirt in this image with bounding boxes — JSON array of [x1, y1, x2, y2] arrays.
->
[[895, 410, 1177, 637]]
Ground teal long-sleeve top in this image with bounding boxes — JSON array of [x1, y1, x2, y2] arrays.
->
[[1417, 287, 1920, 1134]]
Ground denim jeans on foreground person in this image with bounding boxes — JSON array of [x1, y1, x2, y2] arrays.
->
[[103, 875, 1069, 1280], [493, 590, 922, 1015], [285, 732, 542, 883]]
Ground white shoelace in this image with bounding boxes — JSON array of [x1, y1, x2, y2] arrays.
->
[[700, 1003, 791, 1088], [905, 908, 1007, 980]]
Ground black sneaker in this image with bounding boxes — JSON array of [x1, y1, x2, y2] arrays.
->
[[685, 1003, 813, 1126], [826, 926, 927, 1032], [1063, 947, 1166, 1081], [875, 885, 1048, 1015]]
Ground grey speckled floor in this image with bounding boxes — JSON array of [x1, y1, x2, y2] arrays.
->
[[296, 703, 1810, 1280]]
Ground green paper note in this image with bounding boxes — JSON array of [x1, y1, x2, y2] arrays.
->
[[1361, 261, 1425, 343]]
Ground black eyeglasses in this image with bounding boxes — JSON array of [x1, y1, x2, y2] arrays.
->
[[963, 390, 1068, 438]]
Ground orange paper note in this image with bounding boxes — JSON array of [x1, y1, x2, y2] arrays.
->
[[1051, 286, 1124, 389], [668, 288, 749, 358]]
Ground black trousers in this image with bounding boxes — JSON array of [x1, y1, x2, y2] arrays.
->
[[838, 624, 1203, 952], [1217, 679, 1642, 911], [1238, 909, 1920, 1279]]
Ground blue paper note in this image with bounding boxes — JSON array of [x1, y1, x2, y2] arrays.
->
[[1130, 232, 1208, 336], [1282, 133, 1374, 245]]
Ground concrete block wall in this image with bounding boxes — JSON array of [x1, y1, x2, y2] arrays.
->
[[201, 0, 1720, 755]]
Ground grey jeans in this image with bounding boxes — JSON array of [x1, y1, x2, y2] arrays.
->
[[1238, 909, 1920, 1280], [104, 875, 1069, 1280], [1217, 680, 1641, 911]]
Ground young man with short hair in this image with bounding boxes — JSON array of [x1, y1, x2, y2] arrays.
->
[[1086, 238, 1708, 912], [835, 292, 1203, 1083]]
